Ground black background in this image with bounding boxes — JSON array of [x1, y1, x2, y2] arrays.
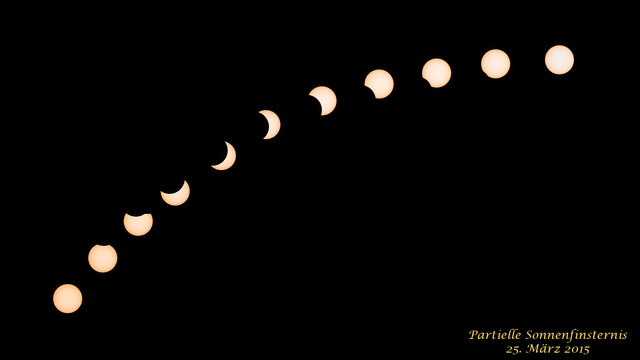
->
[[14, 4, 635, 357]]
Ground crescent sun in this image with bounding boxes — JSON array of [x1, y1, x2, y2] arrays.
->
[[211, 141, 237, 171], [259, 110, 281, 140], [160, 180, 191, 206]]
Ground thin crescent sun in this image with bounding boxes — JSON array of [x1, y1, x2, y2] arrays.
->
[[211, 141, 237, 171], [53, 44, 575, 313]]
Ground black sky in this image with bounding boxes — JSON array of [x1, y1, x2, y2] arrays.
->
[[14, 6, 636, 357]]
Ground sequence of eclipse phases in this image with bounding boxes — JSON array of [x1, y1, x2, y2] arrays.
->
[[52, 45, 575, 314]]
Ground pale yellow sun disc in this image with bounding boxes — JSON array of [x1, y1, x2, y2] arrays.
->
[[481, 49, 511, 79], [545, 45, 574, 75], [364, 69, 394, 99], [123, 213, 153, 236], [88, 244, 118, 273], [160, 180, 190, 206], [422, 58, 451, 88], [309, 86, 337, 116], [53, 284, 82, 314]]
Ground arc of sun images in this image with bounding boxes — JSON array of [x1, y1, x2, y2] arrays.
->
[[52, 45, 574, 314]]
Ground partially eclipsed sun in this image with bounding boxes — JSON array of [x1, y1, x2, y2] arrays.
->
[[212, 141, 237, 171]]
